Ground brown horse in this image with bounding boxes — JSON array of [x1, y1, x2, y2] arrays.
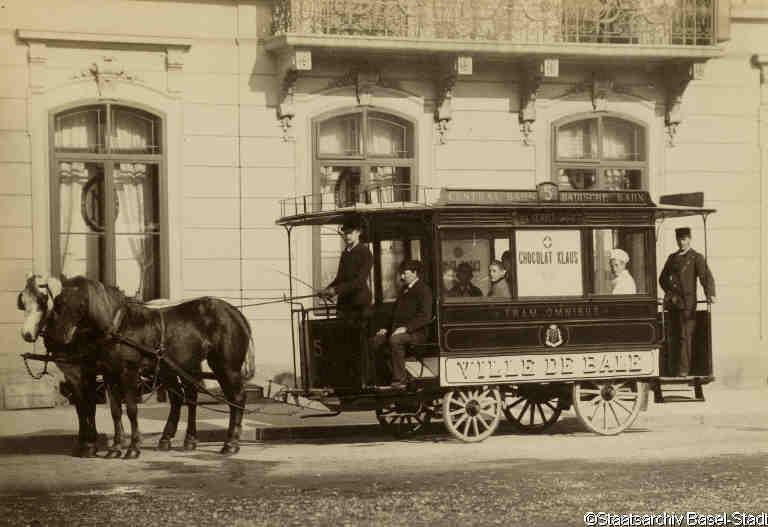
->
[[18, 274, 116, 457], [45, 276, 255, 457]]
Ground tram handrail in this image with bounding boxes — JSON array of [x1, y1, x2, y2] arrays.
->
[[279, 184, 442, 217]]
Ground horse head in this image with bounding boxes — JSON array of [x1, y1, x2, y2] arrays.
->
[[45, 276, 120, 345], [18, 273, 63, 343]]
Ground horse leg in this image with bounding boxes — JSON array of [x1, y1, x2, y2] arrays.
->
[[214, 372, 245, 455], [123, 369, 142, 459], [104, 380, 124, 458], [182, 378, 198, 451], [60, 364, 97, 457], [158, 375, 182, 451]]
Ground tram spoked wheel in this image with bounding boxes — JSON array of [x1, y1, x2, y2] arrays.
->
[[502, 386, 562, 433], [442, 386, 501, 443], [375, 402, 428, 438], [572, 380, 647, 435]]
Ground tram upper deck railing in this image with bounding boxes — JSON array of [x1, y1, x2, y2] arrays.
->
[[271, 0, 718, 47], [277, 183, 665, 219], [279, 184, 442, 218]]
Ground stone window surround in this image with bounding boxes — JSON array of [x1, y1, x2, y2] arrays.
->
[[17, 29, 190, 301]]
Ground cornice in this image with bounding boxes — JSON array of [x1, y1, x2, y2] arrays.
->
[[17, 29, 192, 49]]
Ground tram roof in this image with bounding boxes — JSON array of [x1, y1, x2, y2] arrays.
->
[[275, 186, 716, 227]]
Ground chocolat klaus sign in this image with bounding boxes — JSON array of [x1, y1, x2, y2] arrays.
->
[[516, 230, 582, 297]]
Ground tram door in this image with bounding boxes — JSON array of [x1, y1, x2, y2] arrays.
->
[[659, 310, 713, 377]]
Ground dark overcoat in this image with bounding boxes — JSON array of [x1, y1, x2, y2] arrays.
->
[[659, 248, 716, 311], [329, 243, 373, 310], [389, 279, 433, 338]]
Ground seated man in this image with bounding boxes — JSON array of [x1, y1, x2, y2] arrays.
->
[[451, 262, 483, 297], [372, 259, 433, 390], [442, 263, 458, 297]]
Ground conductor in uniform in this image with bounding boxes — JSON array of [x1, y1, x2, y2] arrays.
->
[[659, 227, 716, 376]]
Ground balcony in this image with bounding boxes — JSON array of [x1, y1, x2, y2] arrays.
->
[[266, 0, 724, 60]]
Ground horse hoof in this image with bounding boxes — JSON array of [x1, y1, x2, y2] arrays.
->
[[220, 443, 239, 455], [183, 438, 197, 451], [123, 448, 140, 459], [157, 439, 172, 451], [81, 444, 98, 458]]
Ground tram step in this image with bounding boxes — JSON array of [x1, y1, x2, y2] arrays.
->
[[652, 383, 705, 404]]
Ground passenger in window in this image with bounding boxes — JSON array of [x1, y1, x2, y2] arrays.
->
[[442, 264, 458, 297], [451, 262, 483, 297], [609, 248, 637, 295], [487, 260, 511, 298]]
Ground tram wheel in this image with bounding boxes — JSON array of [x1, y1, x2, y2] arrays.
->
[[442, 386, 501, 443], [375, 402, 428, 438], [572, 380, 647, 436], [502, 386, 562, 433]]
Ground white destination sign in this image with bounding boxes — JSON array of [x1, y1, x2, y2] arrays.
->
[[516, 230, 582, 297], [441, 350, 658, 386]]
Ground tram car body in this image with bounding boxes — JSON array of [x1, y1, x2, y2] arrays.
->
[[276, 184, 715, 442]]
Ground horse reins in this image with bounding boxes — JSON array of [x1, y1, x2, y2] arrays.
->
[[104, 306, 299, 416]]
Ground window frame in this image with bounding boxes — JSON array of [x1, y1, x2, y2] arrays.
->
[[311, 107, 418, 292], [438, 226, 655, 302], [49, 101, 168, 298], [551, 113, 648, 191]]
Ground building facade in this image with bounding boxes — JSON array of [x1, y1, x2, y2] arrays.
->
[[1, 0, 766, 406]]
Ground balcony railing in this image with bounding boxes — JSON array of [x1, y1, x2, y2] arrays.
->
[[272, 0, 716, 47]]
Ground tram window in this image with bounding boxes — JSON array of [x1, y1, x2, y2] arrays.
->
[[380, 239, 421, 302], [442, 231, 510, 301], [516, 230, 583, 297], [591, 229, 647, 295]]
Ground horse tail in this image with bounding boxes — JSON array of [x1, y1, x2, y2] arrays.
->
[[225, 302, 255, 381]]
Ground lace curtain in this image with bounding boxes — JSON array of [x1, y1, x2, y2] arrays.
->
[[55, 107, 158, 300]]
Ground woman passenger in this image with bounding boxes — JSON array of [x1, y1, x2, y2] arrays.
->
[[487, 260, 511, 298]]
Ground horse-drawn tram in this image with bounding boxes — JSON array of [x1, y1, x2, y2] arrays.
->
[[276, 183, 716, 442]]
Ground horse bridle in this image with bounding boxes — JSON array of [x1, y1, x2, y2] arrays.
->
[[18, 282, 57, 340]]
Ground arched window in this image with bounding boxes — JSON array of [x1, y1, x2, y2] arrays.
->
[[52, 104, 163, 301], [553, 115, 646, 191], [313, 108, 416, 288]]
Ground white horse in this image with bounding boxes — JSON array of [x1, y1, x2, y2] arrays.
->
[[17, 274, 119, 457]]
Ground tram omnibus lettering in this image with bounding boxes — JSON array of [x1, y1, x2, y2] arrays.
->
[[518, 251, 553, 265], [443, 351, 657, 384], [583, 355, 598, 373], [560, 356, 575, 374], [521, 358, 536, 376]]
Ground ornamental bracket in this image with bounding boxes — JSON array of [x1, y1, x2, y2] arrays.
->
[[434, 55, 473, 144], [276, 49, 312, 141], [519, 58, 558, 145], [662, 61, 705, 147]]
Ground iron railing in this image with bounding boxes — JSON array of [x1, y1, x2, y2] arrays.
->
[[272, 0, 715, 46], [279, 184, 443, 218]]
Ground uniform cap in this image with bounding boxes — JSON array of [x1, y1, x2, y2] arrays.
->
[[675, 227, 691, 238], [609, 248, 630, 264]]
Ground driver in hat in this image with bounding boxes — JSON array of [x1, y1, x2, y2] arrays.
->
[[320, 215, 373, 322]]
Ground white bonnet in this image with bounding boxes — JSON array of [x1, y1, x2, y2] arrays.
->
[[609, 248, 630, 264]]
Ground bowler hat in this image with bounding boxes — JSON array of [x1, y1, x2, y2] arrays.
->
[[675, 227, 691, 238], [340, 216, 363, 233]]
